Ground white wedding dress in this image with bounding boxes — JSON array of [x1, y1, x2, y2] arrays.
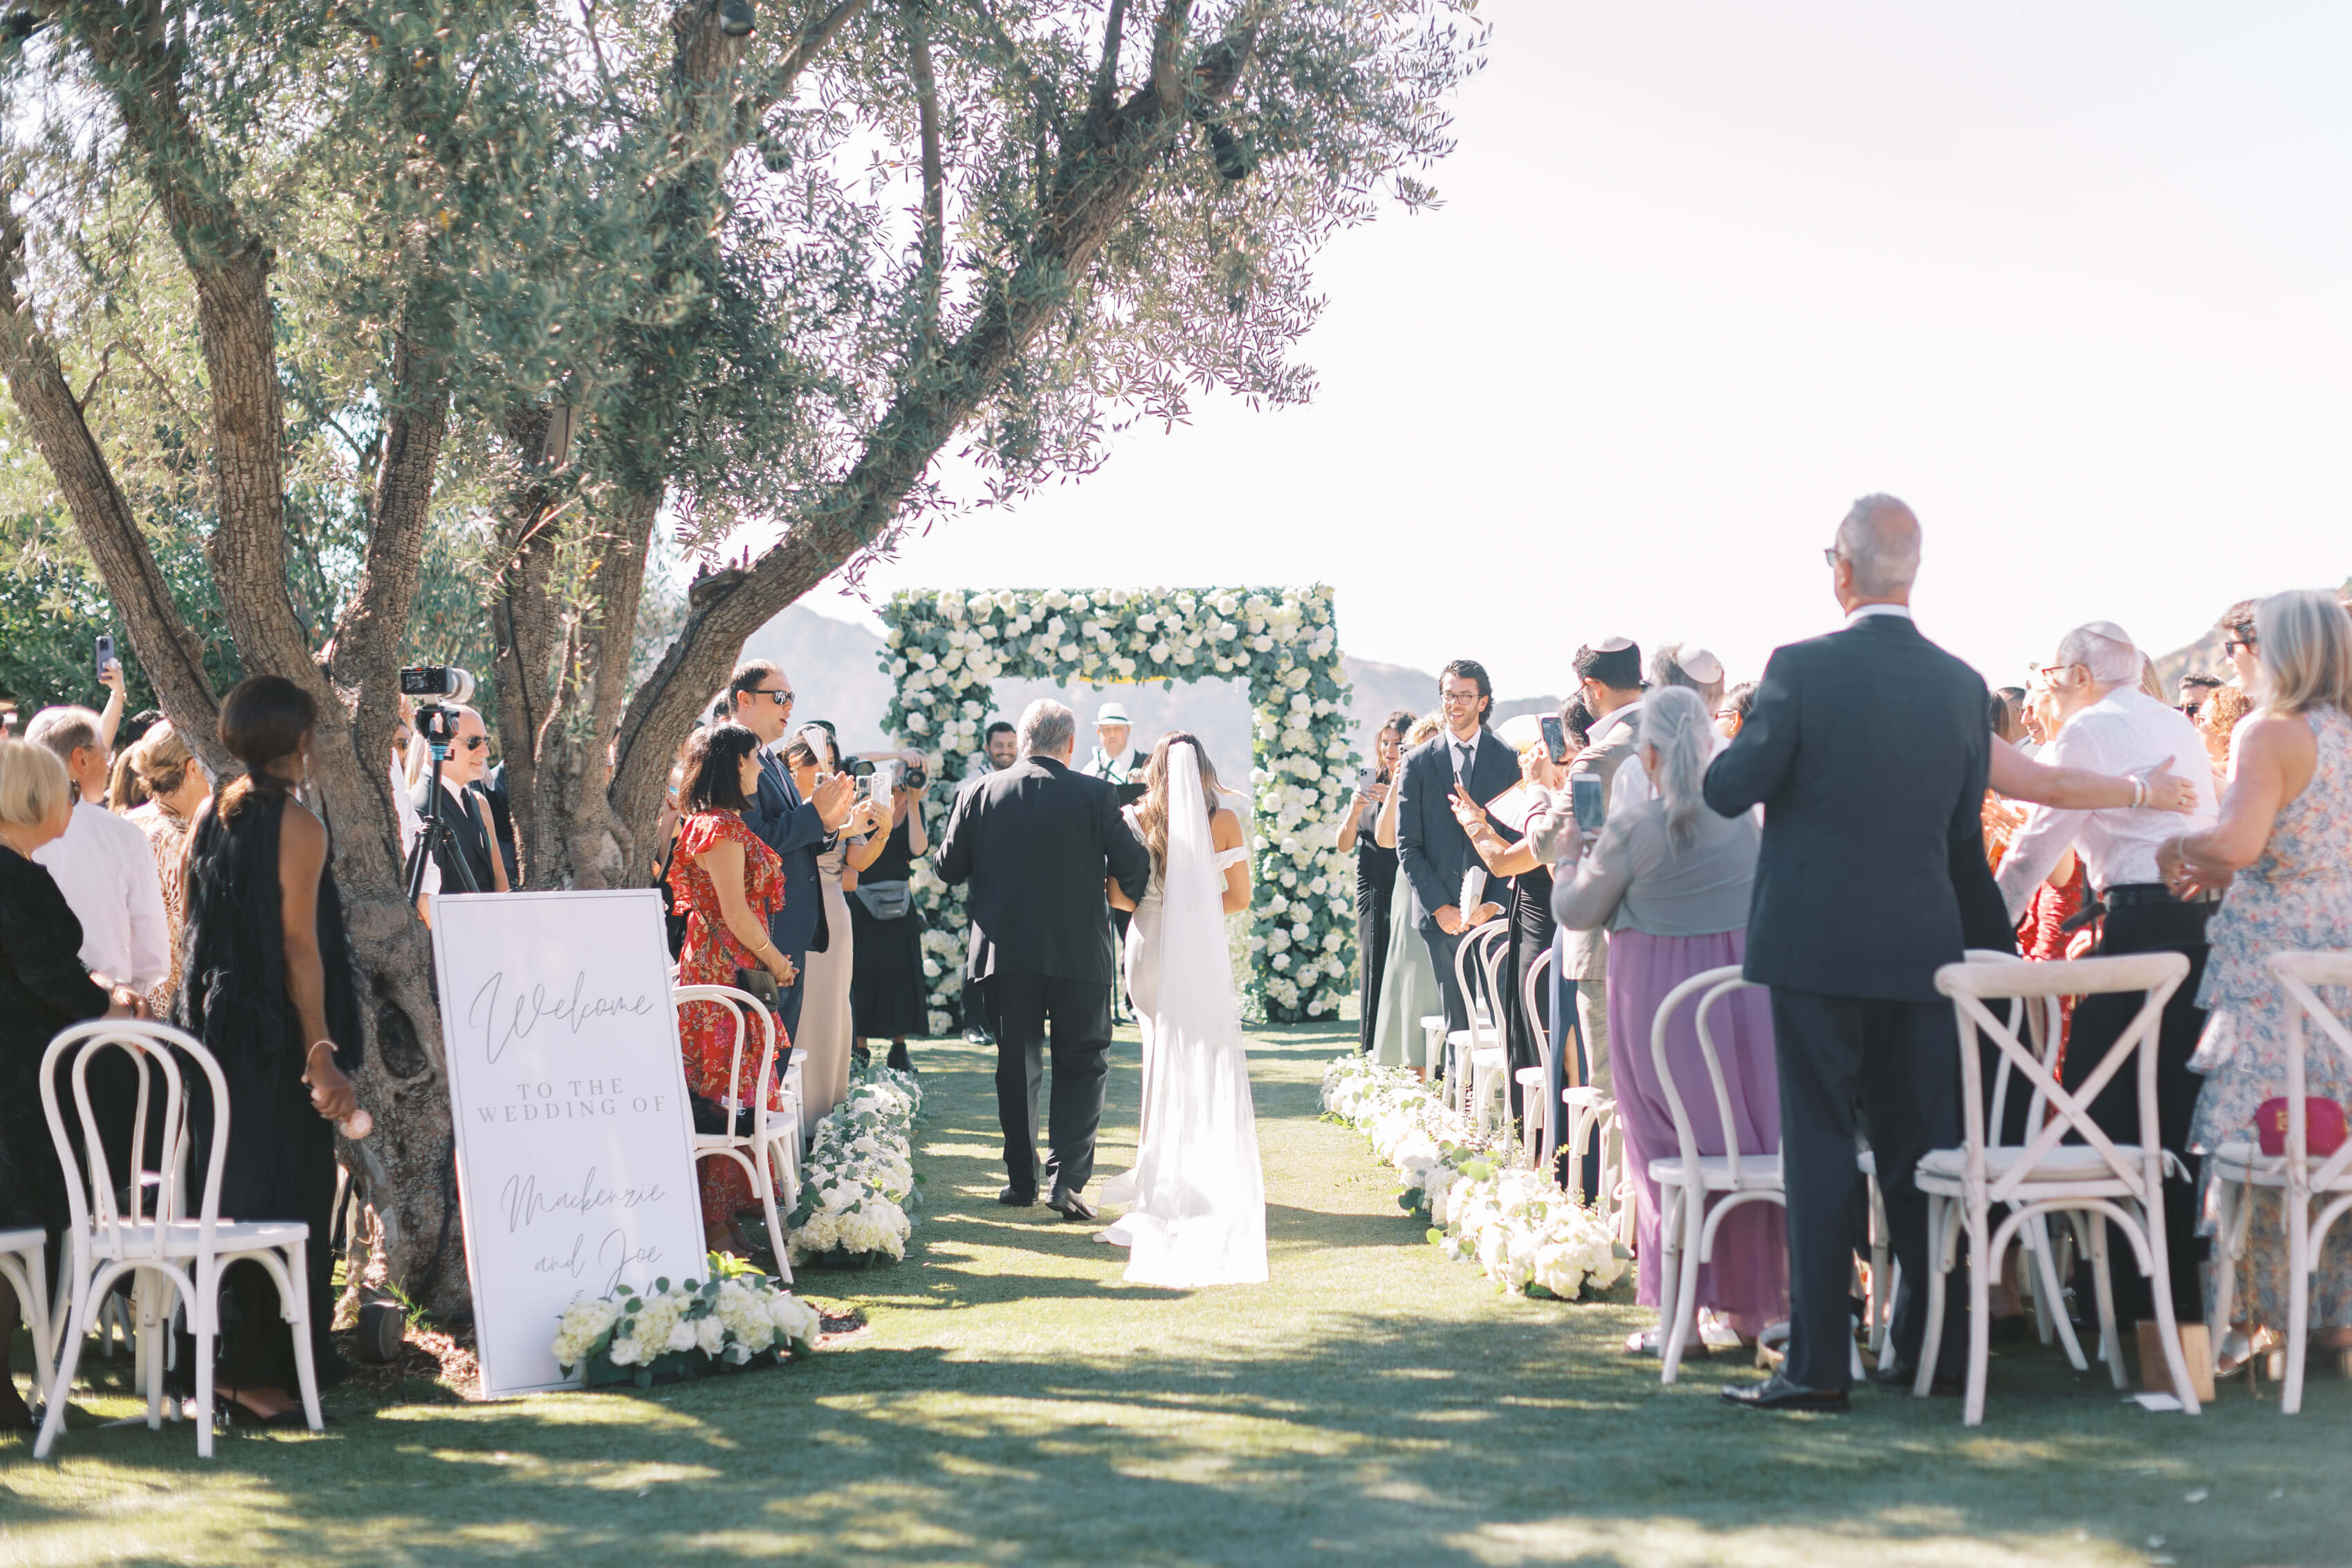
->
[[1098, 744, 1269, 1286]]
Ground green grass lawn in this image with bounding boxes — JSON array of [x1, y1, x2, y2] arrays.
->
[[4, 1020, 2346, 1567]]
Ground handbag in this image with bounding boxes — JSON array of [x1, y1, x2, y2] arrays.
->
[[852, 879, 912, 921], [2256, 1096, 2349, 1159], [732, 966, 782, 1011]]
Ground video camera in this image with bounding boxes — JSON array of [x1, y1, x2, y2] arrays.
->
[[401, 665, 476, 747]]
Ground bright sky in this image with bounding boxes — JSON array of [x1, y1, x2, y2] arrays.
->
[[803, 0, 2352, 700]]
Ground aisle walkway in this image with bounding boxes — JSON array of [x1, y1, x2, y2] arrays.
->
[[6, 1022, 2350, 1566]]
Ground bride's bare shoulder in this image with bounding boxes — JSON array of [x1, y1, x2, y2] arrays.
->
[[1209, 806, 1244, 849]]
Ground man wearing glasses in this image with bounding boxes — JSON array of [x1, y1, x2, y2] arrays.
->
[[731, 659, 856, 1044], [409, 703, 511, 899]]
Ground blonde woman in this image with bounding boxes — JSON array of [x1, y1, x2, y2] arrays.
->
[[1366, 714, 1445, 1070], [0, 739, 140, 1430], [2161, 589, 2352, 1372]]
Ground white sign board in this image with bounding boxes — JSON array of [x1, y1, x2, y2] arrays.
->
[[428, 889, 704, 1398]]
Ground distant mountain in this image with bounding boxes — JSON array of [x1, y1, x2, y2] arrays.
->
[[733, 607, 1551, 773]]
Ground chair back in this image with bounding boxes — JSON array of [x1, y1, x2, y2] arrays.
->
[[1963, 949, 2061, 1149], [1936, 952, 2188, 1206], [1520, 943, 1556, 1085], [1450, 918, 1510, 1050], [41, 1020, 232, 1254], [1649, 964, 1773, 1187], [2269, 950, 2352, 1192], [674, 984, 782, 1135]]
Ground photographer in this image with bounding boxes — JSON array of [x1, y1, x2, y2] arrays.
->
[[407, 703, 509, 919]]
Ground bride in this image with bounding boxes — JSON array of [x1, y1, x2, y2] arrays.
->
[[1097, 732, 1268, 1286]]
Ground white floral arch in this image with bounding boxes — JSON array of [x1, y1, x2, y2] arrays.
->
[[880, 585, 1359, 1027]]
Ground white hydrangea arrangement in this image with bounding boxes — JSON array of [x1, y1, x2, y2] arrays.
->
[[785, 1063, 923, 1266], [551, 1251, 821, 1388], [879, 586, 1359, 1025], [1321, 1055, 1628, 1302]]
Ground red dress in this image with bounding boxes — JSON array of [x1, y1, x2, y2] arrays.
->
[[668, 811, 789, 1224]]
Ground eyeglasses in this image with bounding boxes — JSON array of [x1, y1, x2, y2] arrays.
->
[[1822, 546, 1846, 568], [461, 736, 488, 752], [749, 687, 795, 705], [2224, 638, 2256, 656], [2036, 663, 2070, 682], [1439, 690, 1482, 706]]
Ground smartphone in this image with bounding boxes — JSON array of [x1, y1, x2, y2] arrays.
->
[[1538, 713, 1568, 764], [867, 764, 897, 801], [1570, 774, 1606, 832], [1357, 768, 1379, 797], [94, 634, 115, 682]]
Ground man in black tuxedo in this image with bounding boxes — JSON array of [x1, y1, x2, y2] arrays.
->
[[1704, 495, 1982, 1413], [937, 699, 1151, 1221], [1395, 659, 1522, 1036], [408, 704, 511, 898], [730, 659, 854, 1044]]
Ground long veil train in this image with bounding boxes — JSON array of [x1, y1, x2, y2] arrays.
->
[[1099, 741, 1269, 1286]]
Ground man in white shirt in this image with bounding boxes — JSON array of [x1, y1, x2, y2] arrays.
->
[[1995, 620, 2218, 1329], [24, 705, 170, 995]]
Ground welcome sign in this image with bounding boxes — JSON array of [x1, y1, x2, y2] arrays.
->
[[428, 889, 704, 1397]]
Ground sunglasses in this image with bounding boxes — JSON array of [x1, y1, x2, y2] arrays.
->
[[2224, 638, 2256, 656], [749, 687, 795, 705], [461, 736, 488, 752]]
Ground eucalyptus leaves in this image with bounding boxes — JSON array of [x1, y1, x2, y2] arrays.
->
[[881, 585, 1359, 1024], [551, 1253, 820, 1390], [784, 1064, 924, 1266]]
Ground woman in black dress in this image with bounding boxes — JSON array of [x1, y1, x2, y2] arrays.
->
[[849, 773, 930, 1073], [1336, 712, 1413, 1055], [0, 739, 132, 1431], [175, 676, 362, 1425]]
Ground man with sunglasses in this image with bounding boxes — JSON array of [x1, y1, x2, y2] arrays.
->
[[408, 704, 510, 898], [731, 658, 856, 1046]]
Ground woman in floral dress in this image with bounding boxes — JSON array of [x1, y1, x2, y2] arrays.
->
[[2160, 589, 2352, 1369], [668, 723, 798, 1255]]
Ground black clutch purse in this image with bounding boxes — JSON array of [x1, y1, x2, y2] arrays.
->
[[732, 966, 782, 1011]]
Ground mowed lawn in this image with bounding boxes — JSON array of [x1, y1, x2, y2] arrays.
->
[[4, 1020, 2346, 1567]]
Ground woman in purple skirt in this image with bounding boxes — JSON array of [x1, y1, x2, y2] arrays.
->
[[1552, 685, 1787, 1354]]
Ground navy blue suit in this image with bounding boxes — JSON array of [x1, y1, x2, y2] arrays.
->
[[1393, 726, 1523, 1033], [745, 748, 832, 1043]]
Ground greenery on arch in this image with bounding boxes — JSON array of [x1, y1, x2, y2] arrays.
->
[[879, 586, 1359, 1025]]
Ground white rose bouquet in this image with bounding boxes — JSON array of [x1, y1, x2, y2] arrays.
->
[[787, 1061, 924, 1267], [551, 1251, 821, 1388]]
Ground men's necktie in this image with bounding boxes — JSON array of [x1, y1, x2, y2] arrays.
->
[[1455, 741, 1473, 781]]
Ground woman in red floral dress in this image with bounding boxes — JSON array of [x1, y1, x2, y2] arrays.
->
[[668, 723, 798, 1253]]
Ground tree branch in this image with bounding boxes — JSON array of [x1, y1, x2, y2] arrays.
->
[[902, 0, 944, 355], [1087, 0, 1129, 138]]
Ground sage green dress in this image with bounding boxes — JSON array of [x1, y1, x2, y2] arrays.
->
[[1368, 871, 1439, 1067]]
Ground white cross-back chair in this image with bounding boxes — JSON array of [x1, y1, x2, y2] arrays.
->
[[1649, 966, 1783, 1383], [2206, 950, 2352, 1415], [1916, 952, 2200, 1425], [35, 1020, 323, 1459], [675, 985, 802, 1283], [1516, 945, 1558, 1172], [1446, 919, 1513, 1137]]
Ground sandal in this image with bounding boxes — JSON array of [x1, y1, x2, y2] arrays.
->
[[2214, 1326, 2280, 1377]]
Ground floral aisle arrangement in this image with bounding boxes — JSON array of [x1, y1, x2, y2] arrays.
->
[[881, 585, 1359, 1026], [1321, 1055, 1628, 1301], [784, 1063, 924, 1267], [551, 1252, 821, 1389]]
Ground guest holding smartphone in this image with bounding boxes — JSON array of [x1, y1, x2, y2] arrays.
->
[[1338, 711, 1413, 1056]]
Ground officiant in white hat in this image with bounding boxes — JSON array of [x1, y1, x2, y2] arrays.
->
[[1082, 701, 1149, 787]]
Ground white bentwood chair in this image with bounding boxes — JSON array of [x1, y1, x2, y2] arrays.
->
[[1446, 919, 1513, 1138], [2205, 950, 2352, 1415], [35, 1020, 324, 1460], [1648, 966, 1783, 1384], [0, 1227, 54, 1382], [1915, 952, 2200, 1426], [1516, 945, 1559, 1172], [676, 984, 802, 1283]]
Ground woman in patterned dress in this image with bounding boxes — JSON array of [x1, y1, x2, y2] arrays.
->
[[126, 722, 210, 1020], [667, 723, 798, 1255], [2160, 590, 2352, 1369]]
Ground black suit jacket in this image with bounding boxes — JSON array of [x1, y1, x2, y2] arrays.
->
[[1394, 727, 1523, 932], [410, 776, 500, 895], [1702, 612, 1990, 1004], [745, 750, 830, 957], [935, 756, 1150, 986]]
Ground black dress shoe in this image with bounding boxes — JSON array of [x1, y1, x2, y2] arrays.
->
[[1045, 1189, 1098, 1223], [886, 1044, 916, 1073], [998, 1185, 1038, 1207], [1720, 1372, 1850, 1413], [963, 1026, 994, 1046], [1873, 1361, 1963, 1396]]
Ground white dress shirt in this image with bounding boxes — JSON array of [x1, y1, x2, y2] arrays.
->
[[1446, 728, 1482, 782], [33, 800, 171, 992], [1995, 686, 2218, 921]]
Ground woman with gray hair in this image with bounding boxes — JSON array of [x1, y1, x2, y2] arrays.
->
[[2160, 588, 2352, 1373], [1550, 685, 1785, 1354]]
